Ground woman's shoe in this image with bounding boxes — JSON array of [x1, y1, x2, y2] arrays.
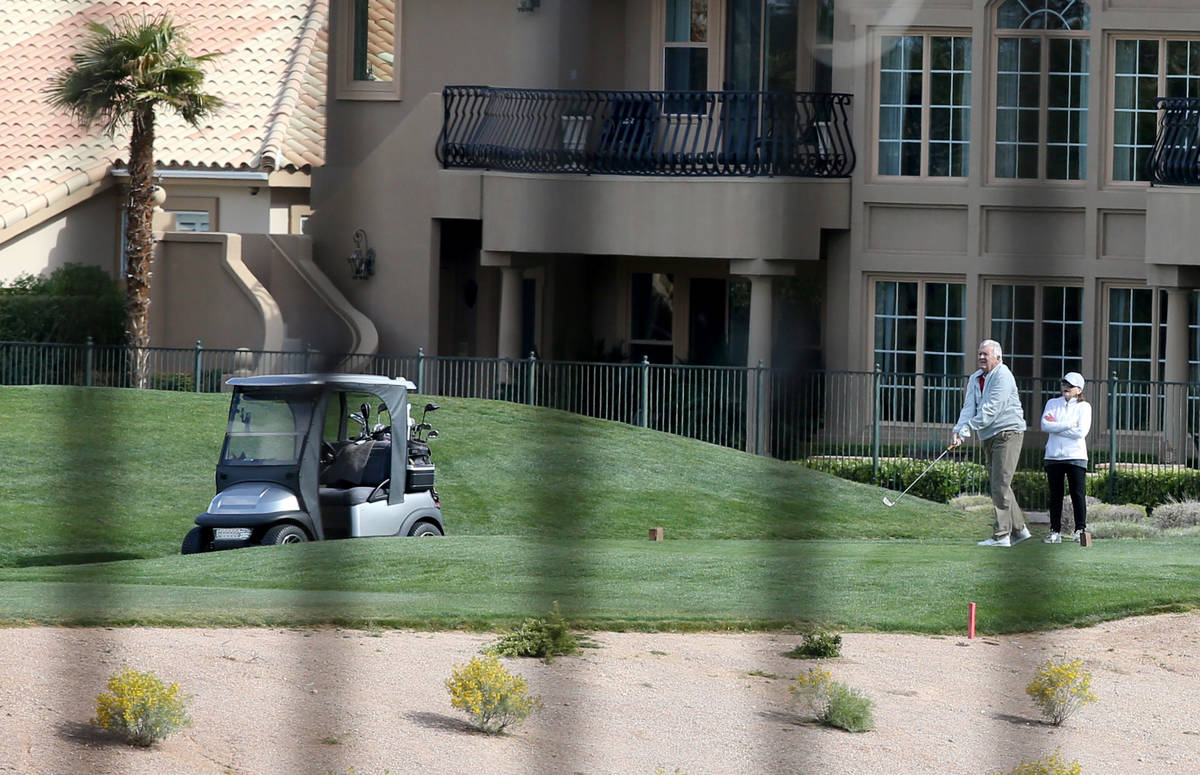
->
[[1042, 532, 1061, 543]]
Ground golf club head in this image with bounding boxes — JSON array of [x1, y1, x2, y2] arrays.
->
[[882, 496, 895, 507]]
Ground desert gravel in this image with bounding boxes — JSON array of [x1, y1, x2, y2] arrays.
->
[[1, 612, 1199, 774]]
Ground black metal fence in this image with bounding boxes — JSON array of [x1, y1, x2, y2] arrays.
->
[[437, 85, 855, 177], [1149, 96, 1200, 185]]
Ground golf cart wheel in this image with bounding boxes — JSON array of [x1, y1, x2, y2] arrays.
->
[[181, 527, 208, 555], [408, 521, 443, 537], [261, 524, 308, 546]]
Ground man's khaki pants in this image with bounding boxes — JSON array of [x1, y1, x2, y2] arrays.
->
[[983, 430, 1025, 538]]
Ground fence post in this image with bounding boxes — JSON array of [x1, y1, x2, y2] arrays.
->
[[416, 347, 425, 393], [639, 355, 649, 428], [526, 351, 536, 405], [755, 360, 766, 456], [1108, 370, 1118, 503], [193, 339, 203, 392], [85, 336, 94, 388], [872, 363, 882, 483]]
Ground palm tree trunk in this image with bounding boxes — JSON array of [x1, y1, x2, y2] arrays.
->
[[125, 108, 155, 389]]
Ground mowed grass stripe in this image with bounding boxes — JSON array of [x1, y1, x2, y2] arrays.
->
[[0, 537, 1196, 632]]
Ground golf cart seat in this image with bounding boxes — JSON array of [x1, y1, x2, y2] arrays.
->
[[318, 485, 386, 507], [320, 440, 391, 488]]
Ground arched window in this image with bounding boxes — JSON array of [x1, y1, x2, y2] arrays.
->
[[993, 0, 1090, 180]]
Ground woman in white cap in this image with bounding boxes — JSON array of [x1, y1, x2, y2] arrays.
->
[[1040, 372, 1090, 543]]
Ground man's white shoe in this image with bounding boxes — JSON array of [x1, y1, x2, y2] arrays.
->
[[1072, 529, 1083, 542], [1011, 527, 1032, 545], [1042, 531, 1062, 543], [978, 536, 1011, 547]]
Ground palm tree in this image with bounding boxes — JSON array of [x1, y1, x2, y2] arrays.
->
[[48, 14, 222, 387]]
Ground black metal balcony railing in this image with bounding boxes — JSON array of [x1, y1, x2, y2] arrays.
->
[[436, 86, 855, 177], [1149, 97, 1200, 185]]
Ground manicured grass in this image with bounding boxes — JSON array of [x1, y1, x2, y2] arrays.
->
[[0, 537, 1196, 632], [2, 385, 1196, 634], [0, 385, 986, 569]]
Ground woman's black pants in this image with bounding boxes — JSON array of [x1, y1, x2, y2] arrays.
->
[[1045, 461, 1087, 533]]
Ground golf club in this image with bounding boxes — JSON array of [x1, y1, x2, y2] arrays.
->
[[882, 445, 955, 507]]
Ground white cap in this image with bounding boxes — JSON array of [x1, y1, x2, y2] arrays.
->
[[1063, 372, 1085, 389]]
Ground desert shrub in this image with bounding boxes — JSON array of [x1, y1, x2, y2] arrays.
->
[[1087, 521, 1159, 539], [784, 630, 842, 660], [993, 749, 1082, 775], [1087, 468, 1200, 510], [1150, 498, 1200, 529], [446, 654, 541, 734], [487, 602, 580, 663], [1088, 502, 1147, 523], [950, 494, 993, 511], [789, 667, 874, 732], [91, 667, 190, 746], [802, 457, 987, 504], [1163, 525, 1200, 538], [1026, 659, 1096, 726]]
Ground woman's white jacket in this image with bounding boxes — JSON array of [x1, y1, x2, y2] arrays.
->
[[1040, 396, 1091, 461]]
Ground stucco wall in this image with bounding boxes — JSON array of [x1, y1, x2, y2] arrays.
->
[[0, 191, 120, 283]]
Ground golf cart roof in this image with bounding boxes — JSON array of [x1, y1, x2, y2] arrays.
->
[[226, 374, 417, 391]]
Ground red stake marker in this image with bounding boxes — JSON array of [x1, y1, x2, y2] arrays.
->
[[968, 602, 977, 639]]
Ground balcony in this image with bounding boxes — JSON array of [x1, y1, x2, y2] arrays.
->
[[436, 86, 854, 178], [1149, 97, 1200, 185]]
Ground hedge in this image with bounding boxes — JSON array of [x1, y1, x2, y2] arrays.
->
[[0, 264, 123, 344], [1087, 468, 1200, 510], [802, 457, 988, 504]]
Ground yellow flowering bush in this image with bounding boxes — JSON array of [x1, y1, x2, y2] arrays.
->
[[92, 667, 191, 746], [789, 667, 834, 717], [1026, 659, 1097, 726], [445, 654, 541, 734], [995, 749, 1082, 775], [789, 667, 875, 732]]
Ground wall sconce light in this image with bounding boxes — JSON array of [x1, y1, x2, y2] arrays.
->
[[517, 0, 540, 11], [348, 228, 375, 280]]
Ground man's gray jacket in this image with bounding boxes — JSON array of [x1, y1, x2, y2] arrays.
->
[[953, 362, 1026, 440]]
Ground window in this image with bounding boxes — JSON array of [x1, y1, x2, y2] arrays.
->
[[878, 32, 972, 177], [170, 211, 210, 232], [664, 0, 711, 92], [1112, 37, 1200, 182], [994, 0, 1090, 181], [873, 279, 965, 421], [1107, 287, 1170, 430], [812, 0, 834, 93], [338, 0, 401, 100], [631, 273, 675, 363], [989, 283, 1082, 411]]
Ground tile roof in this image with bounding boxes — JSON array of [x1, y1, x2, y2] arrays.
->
[[0, 0, 327, 231]]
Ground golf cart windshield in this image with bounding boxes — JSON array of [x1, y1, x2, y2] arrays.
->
[[221, 393, 307, 465]]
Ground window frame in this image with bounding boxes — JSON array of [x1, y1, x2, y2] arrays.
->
[[985, 280, 1084, 413], [652, 0, 724, 94], [1107, 34, 1200, 186], [872, 28, 974, 181], [989, 0, 1091, 184], [336, 0, 403, 102]]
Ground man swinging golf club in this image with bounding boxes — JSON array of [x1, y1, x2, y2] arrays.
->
[[951, 339, 1031, 547]]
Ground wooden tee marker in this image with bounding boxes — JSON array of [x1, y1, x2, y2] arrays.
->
[[649, 527, 664, 541], [1079, 531, 1093, 547]]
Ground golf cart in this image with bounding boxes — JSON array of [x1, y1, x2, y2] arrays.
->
[[181, 374, 444, 553]]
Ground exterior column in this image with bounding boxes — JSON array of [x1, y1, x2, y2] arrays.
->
[[746, 275, 773, 455], [1163, 288, 1190, 463], [497, 265, 522, 361]]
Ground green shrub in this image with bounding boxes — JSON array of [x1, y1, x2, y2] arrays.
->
[[91, 667, 190, 746], [1163, 525, 1200, 538], [784, 630, 842, 660], [0, 263, 124, 344], [1150, 498, 1200, 529], [1011, 470, 1050, 510], [487, 602, 580, 663], [1087, 521, 1160, 539], [789, 667, 875, 732], [802, 457, 987, 504], [445, 653, 541, 734], [1086, 468, 1200, 510], [1026, 659, 1096, 726], [993, 749, 1082, 775]]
